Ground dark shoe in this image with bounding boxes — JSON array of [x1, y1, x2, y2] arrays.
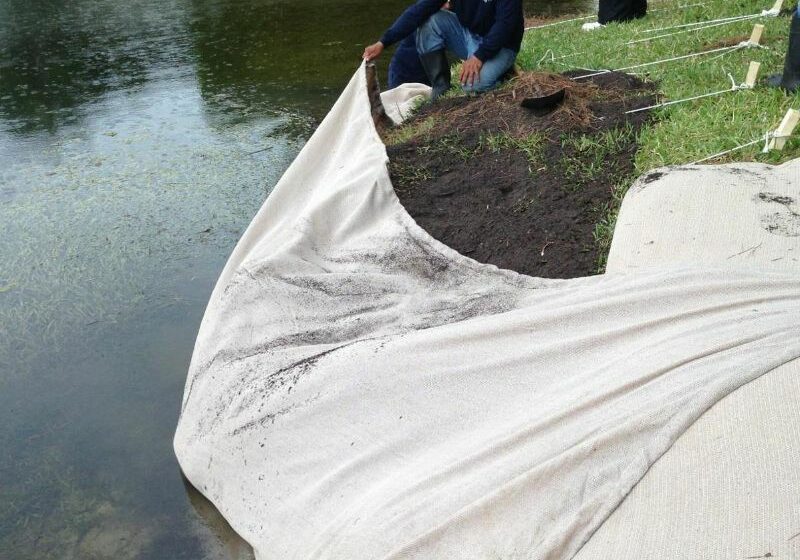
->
[[769, 12, 800, 92], [419, 50, 451, 100], [766, 73, 784, 88]]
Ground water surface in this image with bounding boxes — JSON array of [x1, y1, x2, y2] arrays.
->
[[0, 0, 591, 557]]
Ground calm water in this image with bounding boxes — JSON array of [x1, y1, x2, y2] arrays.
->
[[0, 0, 592, 558]]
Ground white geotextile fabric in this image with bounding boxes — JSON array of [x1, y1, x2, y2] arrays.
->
[[576, 162, 800, 559], [607, 162, 800, 273], [174, 64, 800, 560], [380, 82, 431, 125]]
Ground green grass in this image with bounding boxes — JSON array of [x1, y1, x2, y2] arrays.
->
[[426, 133, 481, 159], [521, 0, 800, 169], [560, 125, 637, 184], [384, 114, 439, 145], [385, 0, 800, 272], [520, 0, 800, 270], [484, 131, 547, 165]]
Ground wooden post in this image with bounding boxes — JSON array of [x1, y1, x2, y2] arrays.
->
[[768, 109, 800, 151], [770, 0, 784, 14], [749, 24, 764, 46], [744, 61, 761, 88]]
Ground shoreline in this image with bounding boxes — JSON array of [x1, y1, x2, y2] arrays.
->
[[380, 0, 798, 275]]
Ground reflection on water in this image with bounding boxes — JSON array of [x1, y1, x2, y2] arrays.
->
[[183, 476, 256, 560], [0, 0, 591, 558]]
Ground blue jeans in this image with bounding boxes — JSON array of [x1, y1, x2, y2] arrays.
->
[[415, 10, 517, 93]]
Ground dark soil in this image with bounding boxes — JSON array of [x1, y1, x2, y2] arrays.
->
[[382, 71, 658, 278]]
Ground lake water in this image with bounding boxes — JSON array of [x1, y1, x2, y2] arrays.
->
[[0, 0, 592, 557]]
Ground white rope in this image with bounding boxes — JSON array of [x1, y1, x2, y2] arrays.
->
[[524, 2, 708, 31], [536, 50, 598, 71], [625, 74, 749, 114], [690, 127, 793, 164], [626, 89, 736, 113], [626, 13, 763, 45], [762, 130, 779, 152], [691, 137, 765, 163], [546, 12, 759, 58], [537, 49, 556, 65], [525, 15, 593, 30], [572, 44, 742, 80], [545, 51, 585, 62], [650, 2, 708, 12], [700, 39, 768, 64], [640, 10, 768, 34]]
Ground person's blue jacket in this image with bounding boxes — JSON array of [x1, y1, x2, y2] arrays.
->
[[379, 0, 524, 63]]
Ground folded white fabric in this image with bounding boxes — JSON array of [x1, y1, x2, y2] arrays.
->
[[174, 64, 800, 560], [380, 82, 431, 125]]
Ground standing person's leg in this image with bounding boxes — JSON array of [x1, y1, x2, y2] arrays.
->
[[767, 4, 800, 91], [598, 0, 644, 24], [416, 10, 473, 98], [633, 0, 648, 19], [597, 0, 619, 25]]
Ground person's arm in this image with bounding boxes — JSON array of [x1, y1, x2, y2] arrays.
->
[[473, 0, 523, 62], [363, 0, 445, 60], [380, 0, 446, 48]]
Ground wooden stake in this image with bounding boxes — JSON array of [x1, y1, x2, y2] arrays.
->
[[770, 0, 784, 14], [770, 109, 800, 150], [749, 24, 764, 46], [744, 61, 761, 88]]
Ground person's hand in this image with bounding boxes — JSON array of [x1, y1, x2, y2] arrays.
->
[[363, 42, 384, 61], [460, 56, 483, 87]]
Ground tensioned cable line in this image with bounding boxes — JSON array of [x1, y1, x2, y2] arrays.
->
[[626, 13, 764, 44], [572, 43, 753, 80], [524, 2, 707, 30], [525, 15, 593, 30], [691, 123, 795, 163], [625, 74, 748, 114], [639, 10, 772, 34], [691, 137, 767, 163], [650, 2, 708, 12], [542, 14, 763, 62], [700, 38, 769, 64]]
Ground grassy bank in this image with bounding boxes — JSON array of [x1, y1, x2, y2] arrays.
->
[[519, 0, 800, 266], [384, 0, 800, 273], [522, 0, 800, 168]]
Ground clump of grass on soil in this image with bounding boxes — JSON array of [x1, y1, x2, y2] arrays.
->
[[383, 71, 656, 278], [383, 0, 800, 276]]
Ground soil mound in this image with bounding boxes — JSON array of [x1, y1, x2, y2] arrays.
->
[[383, 71, 658, 278]]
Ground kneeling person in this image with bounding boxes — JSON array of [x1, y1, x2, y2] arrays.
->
[[363, 0, 523, 99]]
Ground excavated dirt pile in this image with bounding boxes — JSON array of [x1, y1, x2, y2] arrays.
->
[[382, 71, 658, 278]]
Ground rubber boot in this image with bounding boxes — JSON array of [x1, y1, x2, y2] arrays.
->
[[767, 12, 800, 92], [419, 50, 451, 100]]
